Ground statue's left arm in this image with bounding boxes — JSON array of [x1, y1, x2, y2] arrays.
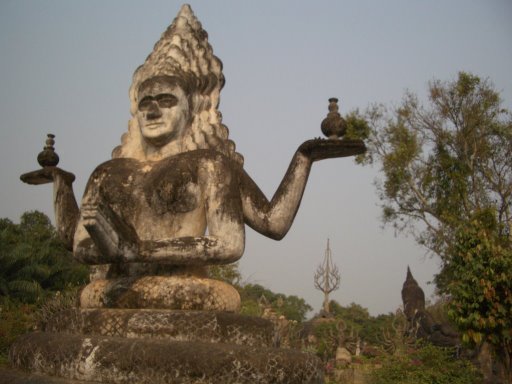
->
[[240, 139, 365, 240], [20, 167, 79, 250], [52, 169, 80, 248]]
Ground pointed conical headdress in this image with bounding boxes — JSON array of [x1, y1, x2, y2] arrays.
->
[[115, 4, 242, 164], [128, 4, 224, 115]]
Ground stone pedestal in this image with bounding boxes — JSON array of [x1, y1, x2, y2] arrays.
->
[[7, 308, 323, 383]]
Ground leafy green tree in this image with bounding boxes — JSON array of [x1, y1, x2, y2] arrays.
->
[[206, 264, 313, 322], [369, 343, 481, 384], [0, 298, 37, 364], [207, 262, 242, 287], [239, 283, 312, 322], [360, 72, 511, 376], [0, 211, 89, 303], [445, 216, 512, 364], [329, 300, 395, 347]]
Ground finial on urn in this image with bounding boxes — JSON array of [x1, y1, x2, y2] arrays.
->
[[37, 134, 60, 167], [321, 98, 347, 139]]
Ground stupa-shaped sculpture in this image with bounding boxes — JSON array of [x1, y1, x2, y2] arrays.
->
[[401, 267, 459, 347], [9, 4, 365, 383]]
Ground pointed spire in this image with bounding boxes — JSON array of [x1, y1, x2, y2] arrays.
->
[[406, 265, 414, 282], [401, 266, 426, 318], [314, 239, 341, 314]]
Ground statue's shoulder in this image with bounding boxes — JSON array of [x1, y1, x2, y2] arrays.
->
[[88, 151, 240, 180], [90, 157, 140, 175], [180, 149, 240, 169]]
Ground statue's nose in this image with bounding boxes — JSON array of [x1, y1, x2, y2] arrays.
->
[[146, 101, 162, 120]]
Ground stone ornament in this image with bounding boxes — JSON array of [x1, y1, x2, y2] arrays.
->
[[321, 98, 347, 139]]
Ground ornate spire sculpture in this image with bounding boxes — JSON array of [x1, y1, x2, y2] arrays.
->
[[314, 239, 341, 314]]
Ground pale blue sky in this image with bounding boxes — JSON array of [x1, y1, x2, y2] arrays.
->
[[1, 1, 511, 315]]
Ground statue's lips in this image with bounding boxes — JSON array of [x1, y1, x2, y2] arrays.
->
[[144, 122, 164, 129]]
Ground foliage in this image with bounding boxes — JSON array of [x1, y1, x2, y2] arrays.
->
[[35, 289, 81, 331], [312, 321, 340, 361], [207, 262, 242, 287], [369, 343, 481, 384], [0, 211, 89, 303], [329, 300, 395, 347], [344, 110, 371, 163], [238, 283, 312, 322], [442, 217, 512, 349], [361, 72, 512, 356], [425, 296, 452, 326], [0, 298, 37, 364], [363, 72, 511, 256]]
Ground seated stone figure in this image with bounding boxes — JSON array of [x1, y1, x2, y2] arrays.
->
[[24, 5, 364, 311]]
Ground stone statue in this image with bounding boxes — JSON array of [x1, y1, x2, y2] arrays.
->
[[21, 4, 365, 313], [401, 267, 459, 347], [12, 6, 366, 382]]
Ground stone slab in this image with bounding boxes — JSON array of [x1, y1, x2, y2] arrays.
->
[[11, 332, 323, 384]]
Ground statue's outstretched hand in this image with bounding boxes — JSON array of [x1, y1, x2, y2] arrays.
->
[[297, 138, 366, 162], [20, 167, 75, 186]]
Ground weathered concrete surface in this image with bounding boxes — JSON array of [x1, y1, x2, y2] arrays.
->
[[14, 4, 367, 383], [44, 309, 273, 347], [79, 275, 241, 311], [11, 332, 324, 384], [0, 368, 96, 384]]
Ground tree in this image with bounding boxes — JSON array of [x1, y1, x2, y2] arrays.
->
[[0, 211, 89, 303], [369, 343, 481, 384], [329, 300, 395, 347], [207, 262, 242, 287], [238, 283, 312, 322], [361, 72, 511, 378]]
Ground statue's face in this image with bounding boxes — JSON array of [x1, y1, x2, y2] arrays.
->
[[136, 77, 190, 148]]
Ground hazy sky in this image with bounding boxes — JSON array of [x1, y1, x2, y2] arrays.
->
[[1, 1, 511, 316]]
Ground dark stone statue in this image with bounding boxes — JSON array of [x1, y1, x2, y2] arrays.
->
[[401, 267, 459, 347]]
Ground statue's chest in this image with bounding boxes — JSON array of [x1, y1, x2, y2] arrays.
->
[[97, 158, 201, 217], [141, 161, 200, 215]]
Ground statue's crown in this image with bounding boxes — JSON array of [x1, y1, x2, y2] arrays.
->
[[129, 4, 224, 113]]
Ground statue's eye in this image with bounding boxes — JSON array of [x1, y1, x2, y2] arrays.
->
[[155, 94, 178, 108], [138, 97, 154, 111]]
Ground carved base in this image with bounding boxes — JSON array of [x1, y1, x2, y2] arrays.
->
[[80, 275, 241, 312], [10, 332, 322, 384], [44, 308, 273, 347], [9, 309, 323, 384]]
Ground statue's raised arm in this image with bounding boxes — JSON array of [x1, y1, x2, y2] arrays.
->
[[20, 134, 79, 250], [241, 134, 365, 240]]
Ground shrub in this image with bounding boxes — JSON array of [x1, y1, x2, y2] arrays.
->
[[369, 343, 481, 384]]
